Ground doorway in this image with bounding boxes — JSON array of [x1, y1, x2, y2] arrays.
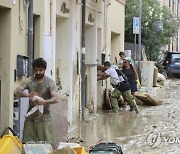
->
[[111, 32, 120, 65], [0, 6, 10, 133]]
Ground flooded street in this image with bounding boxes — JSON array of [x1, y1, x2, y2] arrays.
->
[[67, 78, 180, 154]]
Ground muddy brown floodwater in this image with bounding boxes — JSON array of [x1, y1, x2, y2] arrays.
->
[[67, 79, 180, 154]]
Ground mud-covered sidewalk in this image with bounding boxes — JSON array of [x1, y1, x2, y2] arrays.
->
[[67, 79, 180, 154]]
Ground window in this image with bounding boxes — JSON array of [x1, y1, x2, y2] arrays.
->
[[171, 53, 180, 59]]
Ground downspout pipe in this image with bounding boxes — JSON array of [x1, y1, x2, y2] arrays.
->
[[50, 0, 56, 80], [81, 0, 86, 121], [28, 0, 34, 76], [104, 0, 107, 55], [138, 0, 142, 80]]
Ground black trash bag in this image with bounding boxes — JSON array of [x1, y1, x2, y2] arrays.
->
[[89, 142, 123, 154], [116, 81, 130, 92]]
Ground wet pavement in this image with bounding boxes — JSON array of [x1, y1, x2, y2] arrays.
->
[[67, 78, 180, 154]]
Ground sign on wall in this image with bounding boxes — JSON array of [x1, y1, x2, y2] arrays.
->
[[133, 17, 139, 34]]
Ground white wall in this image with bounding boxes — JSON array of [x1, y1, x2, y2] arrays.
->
[[108, 0, 125, 61]]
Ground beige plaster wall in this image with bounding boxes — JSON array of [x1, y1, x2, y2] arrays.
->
[[0, 0, 29, 133], [0, 0, 45, 133], [0, 0, 11, 8]]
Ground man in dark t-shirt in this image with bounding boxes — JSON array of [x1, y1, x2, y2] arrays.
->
[[14, 58, 59, 143]]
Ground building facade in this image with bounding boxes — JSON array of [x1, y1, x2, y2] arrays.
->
[[0, 0, 125, 137], [0, 0, 45, 135], [158, 0, 180, 52]]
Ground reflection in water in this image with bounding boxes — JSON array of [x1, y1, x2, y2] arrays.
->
[[68, 111, 140, 150], [68, 79, 180, 153]]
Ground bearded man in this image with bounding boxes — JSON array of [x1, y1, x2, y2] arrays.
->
[[14, 58, 59, 144]]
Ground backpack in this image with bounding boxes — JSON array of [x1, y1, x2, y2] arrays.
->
[[115, 69, 128, 82], [115, 69, 130, 92]]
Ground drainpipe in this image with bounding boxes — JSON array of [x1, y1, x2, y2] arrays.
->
[[50, 0, 56, 80], [104, 0, 107, 55], [81, 0, 86, 121], [138, 0, 142, 80], [177, 0, 180, 52], [27, 0, 34, 76]]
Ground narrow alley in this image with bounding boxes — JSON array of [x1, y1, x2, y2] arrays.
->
[[67, 78, 180, 154]]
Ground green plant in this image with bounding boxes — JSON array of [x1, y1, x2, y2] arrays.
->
[[125, 0, 180, 61]]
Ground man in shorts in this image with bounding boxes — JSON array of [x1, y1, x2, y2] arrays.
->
[[14, 58, 59, 143]]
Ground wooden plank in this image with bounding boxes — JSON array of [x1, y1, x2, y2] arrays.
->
[[135, 93, 162, 106], [142, 49, 148, 61]]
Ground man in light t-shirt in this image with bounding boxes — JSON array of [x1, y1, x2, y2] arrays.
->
[[97, 61, 139, 113], [118, 51, 126, 69]]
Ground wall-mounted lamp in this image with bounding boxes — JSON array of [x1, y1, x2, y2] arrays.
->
[[88, 13, 95, 22], [61, 2, 70, 14]]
